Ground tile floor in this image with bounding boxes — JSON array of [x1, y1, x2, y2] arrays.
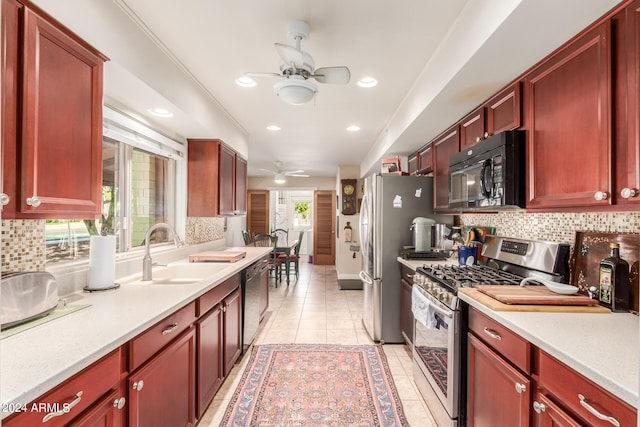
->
[[198, 260, 438, 426]]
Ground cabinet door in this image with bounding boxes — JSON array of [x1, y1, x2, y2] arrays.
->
[[235, 155, 247, 214], [467, 333, 531, 427], [196, 305, 223, 418], [526, 22, 612, 209], [218, 144, 236, 216], [128, 329, 196, 427], [459, 107, 486, 149], [20, 8, 104, 217], [418, 144, 433, 174], [69, 388, 126, 427], [532, 392, 582, 427], [187, 139, 220, 217], [487, 82, 522, 135], [408, 154, 419, 175], [432, 126, 460, 211], [400, 278, 414, 346], [223, 288, 242, 376], [616, 0, 640, 206]]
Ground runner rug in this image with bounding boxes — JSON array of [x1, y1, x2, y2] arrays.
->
[[220, 344, 410, 426]]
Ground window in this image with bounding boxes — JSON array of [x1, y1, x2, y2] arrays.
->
[[45, 107, 185, 265]]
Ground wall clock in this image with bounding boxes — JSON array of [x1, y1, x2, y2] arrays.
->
[[341, 179, 357, 215]]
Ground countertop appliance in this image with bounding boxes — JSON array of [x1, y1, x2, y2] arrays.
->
[[411, 236, 570, 426], [241, 258, 267, 353], [449, 130, 525, 211], [359, 174, 450, 343], [1, 271, 59, 329]]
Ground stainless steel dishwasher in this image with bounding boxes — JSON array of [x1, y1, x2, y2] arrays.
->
[[241, 259, 267, 353]]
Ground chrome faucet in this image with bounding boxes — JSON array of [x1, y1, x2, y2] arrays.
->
[[142, 223, 181, 281]]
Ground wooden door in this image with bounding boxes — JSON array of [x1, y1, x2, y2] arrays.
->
[[69, 388, 125, 427], [187, 139, 220, 217], [459, 107, 486, 149], [487, 81, 522, 135], [19, 8, 106, 218], [222, 288, 242, 376], [196, 305, 223, 418], [467, 333, 531, 427], [313, 190, 335, 265], [532, 392, 582, 427], [525, 22, 612, 209], [432, 126, 460, 212], [418, 143, 433, 174], [218, 144, 236, 215], [247, 190, 269, 235], [235, 156, 247, 214], [128, 329, 196, 427], [408, 154, 418, 175]]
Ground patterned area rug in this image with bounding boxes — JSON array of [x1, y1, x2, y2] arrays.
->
[[220, 344, 409, 426], [414, 346, 448, 396]]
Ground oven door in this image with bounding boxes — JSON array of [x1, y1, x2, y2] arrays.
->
[[412, 287, 460, 419]]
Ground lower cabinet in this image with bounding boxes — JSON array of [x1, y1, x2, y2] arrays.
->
[[223, 288, 242, 376], [399, 264, 414, 346], [69, 388, 126, 427], [128, 328, 196, 427], [467, 333, 531, 426], [532, 391, 582, 427], [196, 305, 224, 418]]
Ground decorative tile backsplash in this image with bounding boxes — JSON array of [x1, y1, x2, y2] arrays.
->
[[185, 217, 226, 245], [460, 211, 640, 245], [1, 219, 46, 272]]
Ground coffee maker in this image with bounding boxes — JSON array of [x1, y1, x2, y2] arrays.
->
[[403, 218, 452, 260]]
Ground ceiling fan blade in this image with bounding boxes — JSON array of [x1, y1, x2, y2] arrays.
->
[[288, 174, 310, 177], [275, 43, 304, 68], [259, 168, 277, 174], [245, 72, 282, 78], [284, 170, 305, 175], [312, 66, 351, 84]]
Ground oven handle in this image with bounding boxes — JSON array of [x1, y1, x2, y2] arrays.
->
[[418, 289, 454, 319]]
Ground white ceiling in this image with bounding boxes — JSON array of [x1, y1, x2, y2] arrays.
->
[[33, 0, 622, 178]]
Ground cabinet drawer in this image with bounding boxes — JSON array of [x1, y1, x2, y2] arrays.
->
[[197, 273, 241, 316], [468, 308, 531, 373], [538, 351, 637, 426], [129, 301, 196, 371], [399, 264, 414, 284], [4, 349, 121, 427]]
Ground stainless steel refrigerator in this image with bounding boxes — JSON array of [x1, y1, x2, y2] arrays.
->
[[359, 174, 450, 343]]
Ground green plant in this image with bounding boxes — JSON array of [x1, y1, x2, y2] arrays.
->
[[294, 201, 310, 219]]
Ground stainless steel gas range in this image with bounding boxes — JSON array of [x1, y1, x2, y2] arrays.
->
[[411, 236, 571, 426]]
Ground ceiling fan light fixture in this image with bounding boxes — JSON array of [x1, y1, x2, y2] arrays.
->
[[274, 173, 286, 184], [274, 78, 318, 105]]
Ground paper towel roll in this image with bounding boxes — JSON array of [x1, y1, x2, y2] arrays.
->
[[87, 236, 116, 290]]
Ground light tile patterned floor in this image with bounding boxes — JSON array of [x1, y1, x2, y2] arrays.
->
[[198, 260, 438, 427]]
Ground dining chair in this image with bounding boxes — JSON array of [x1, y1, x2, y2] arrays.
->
[[278, 230, 304, 279], [253, 233, 283, 285], [241, 230, 253, 245], [272, 228, 289, 247]]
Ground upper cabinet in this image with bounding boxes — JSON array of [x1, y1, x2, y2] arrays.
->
[[525, 22, 612, 209], [459, 107, 486, 150], [486, 82, 522, 135], [408, 143, 433, 176], [432, 126, 460, 212], [187, 139, 247, 217], [1, 0, 107, 219]]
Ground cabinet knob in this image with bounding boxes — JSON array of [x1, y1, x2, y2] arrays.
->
[[593, 191, 609, 201], [476, 136, 481, 142], [515, 382, 527, 394], [533, 401, 546, 413], [0, 193, 9, 206], [26, 196, 41, 207], [133, 380, 144, 391], [620, 188, 637, 199], [113, 397, 126, 410]]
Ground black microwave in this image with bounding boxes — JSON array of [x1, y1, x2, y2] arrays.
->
[[448, 130, 525, 210]]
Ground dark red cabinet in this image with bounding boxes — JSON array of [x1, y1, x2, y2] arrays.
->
[[196, 305, 223, 418], [486, 81, 522, 135], [432, 126, 460, 212], [459, 107, 486, 149]]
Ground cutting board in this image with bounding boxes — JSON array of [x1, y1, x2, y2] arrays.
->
[[459, 288, 610, 313], [188, 251, 246, 263], [476, 285, 599, 306]]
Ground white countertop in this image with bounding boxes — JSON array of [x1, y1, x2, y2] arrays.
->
[[399, 256, 639, 408], [0, 246, 272, 419]]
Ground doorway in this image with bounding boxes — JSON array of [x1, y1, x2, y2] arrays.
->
[[270, 190, 314, 258]]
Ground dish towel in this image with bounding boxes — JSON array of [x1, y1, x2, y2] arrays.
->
[[411, 286, 437, 328]]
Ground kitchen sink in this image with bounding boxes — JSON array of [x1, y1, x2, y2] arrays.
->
[[136, 262, 231, 285]]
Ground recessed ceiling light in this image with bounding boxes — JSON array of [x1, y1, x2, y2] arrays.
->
[[357, 77, 378, 88], [147, 108, 173, 118], [236, 76, 257, 87], [266, 125, 281, 131], [346, 125, 360, 132]]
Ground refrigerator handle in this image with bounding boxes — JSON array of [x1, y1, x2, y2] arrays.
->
[[359, 271, 373, 285], [359, 193, 370, 260]]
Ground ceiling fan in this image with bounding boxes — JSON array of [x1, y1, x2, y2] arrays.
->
[[245, 20, 351, 105], [260, 161, 310, 183]]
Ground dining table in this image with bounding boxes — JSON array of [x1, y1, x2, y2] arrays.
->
[[275, 239, 298, 285]]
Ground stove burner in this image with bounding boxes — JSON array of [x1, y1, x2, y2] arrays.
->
[[417, 264, 523, 293]]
